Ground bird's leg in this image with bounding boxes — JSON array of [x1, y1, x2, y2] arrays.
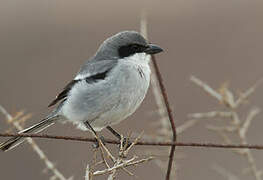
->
[[106, 126, 131, 148], [106, 126, 121, 139], [84, 121, 105, 148]]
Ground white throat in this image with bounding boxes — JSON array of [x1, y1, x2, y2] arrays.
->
[[123, 52, 151, 66]]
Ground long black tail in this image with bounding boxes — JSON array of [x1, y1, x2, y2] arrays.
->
[[0, 116, 57, 151]]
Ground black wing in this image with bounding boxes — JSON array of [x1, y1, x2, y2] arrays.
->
[[48, 69, 112, 107], [48, 80, 80, 107]]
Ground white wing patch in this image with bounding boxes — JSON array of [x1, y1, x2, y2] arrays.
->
[[74, 73, 90, 80]]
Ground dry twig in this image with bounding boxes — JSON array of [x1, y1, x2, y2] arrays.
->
[[189, 76, 263, 180], [0, 105, 71, 180], [2, 132, 263, 149], [85, 131, 153, 179], [140, 10, 177, 180]]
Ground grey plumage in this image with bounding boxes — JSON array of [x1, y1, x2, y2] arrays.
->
[[48, 60, 118, 107], [77, 60, 118, 79], [0, 31, 163, 151]]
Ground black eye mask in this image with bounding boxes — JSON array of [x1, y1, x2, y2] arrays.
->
[[118, 44, 148, 58]]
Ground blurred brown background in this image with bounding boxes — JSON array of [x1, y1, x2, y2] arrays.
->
[[1, 0, 263, 179]]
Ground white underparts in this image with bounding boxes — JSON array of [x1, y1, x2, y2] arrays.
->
[[123, 52, 151, 66]]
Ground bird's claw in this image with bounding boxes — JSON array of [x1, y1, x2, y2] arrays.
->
[[92, 136, 106, 149], [119, 136, 132, 150]]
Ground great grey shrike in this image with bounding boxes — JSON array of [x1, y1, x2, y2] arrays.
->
[[0, 31, 163, 151]]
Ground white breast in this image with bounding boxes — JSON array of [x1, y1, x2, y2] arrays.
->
[[86, 53, 151, 130], [96, 53, 151, 127], [60, 53, 152, 131]]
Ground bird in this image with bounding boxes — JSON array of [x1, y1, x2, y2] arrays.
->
[[0, 31, 163, 151]]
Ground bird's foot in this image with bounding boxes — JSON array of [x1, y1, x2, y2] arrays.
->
[[121, 137, 132, 149], [118, 136, 133, 158], [92, 135, 106, 149]]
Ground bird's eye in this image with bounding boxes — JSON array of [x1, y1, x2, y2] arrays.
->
[[131, 44, 139, 51]]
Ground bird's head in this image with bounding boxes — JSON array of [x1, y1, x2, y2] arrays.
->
[[95, 31, 163, 61]]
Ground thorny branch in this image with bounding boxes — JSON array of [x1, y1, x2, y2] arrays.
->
[[140, 10, 177, 180], [85, 131, 153, 179], [0, 105, 71, 180], [189, 76, 263, 180], [92, 156, 154, 176], [2, 132, 263, 149], [151, 55, 176, 180]]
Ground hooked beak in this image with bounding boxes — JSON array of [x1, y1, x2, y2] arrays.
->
[[144, 44, 164, 55]]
